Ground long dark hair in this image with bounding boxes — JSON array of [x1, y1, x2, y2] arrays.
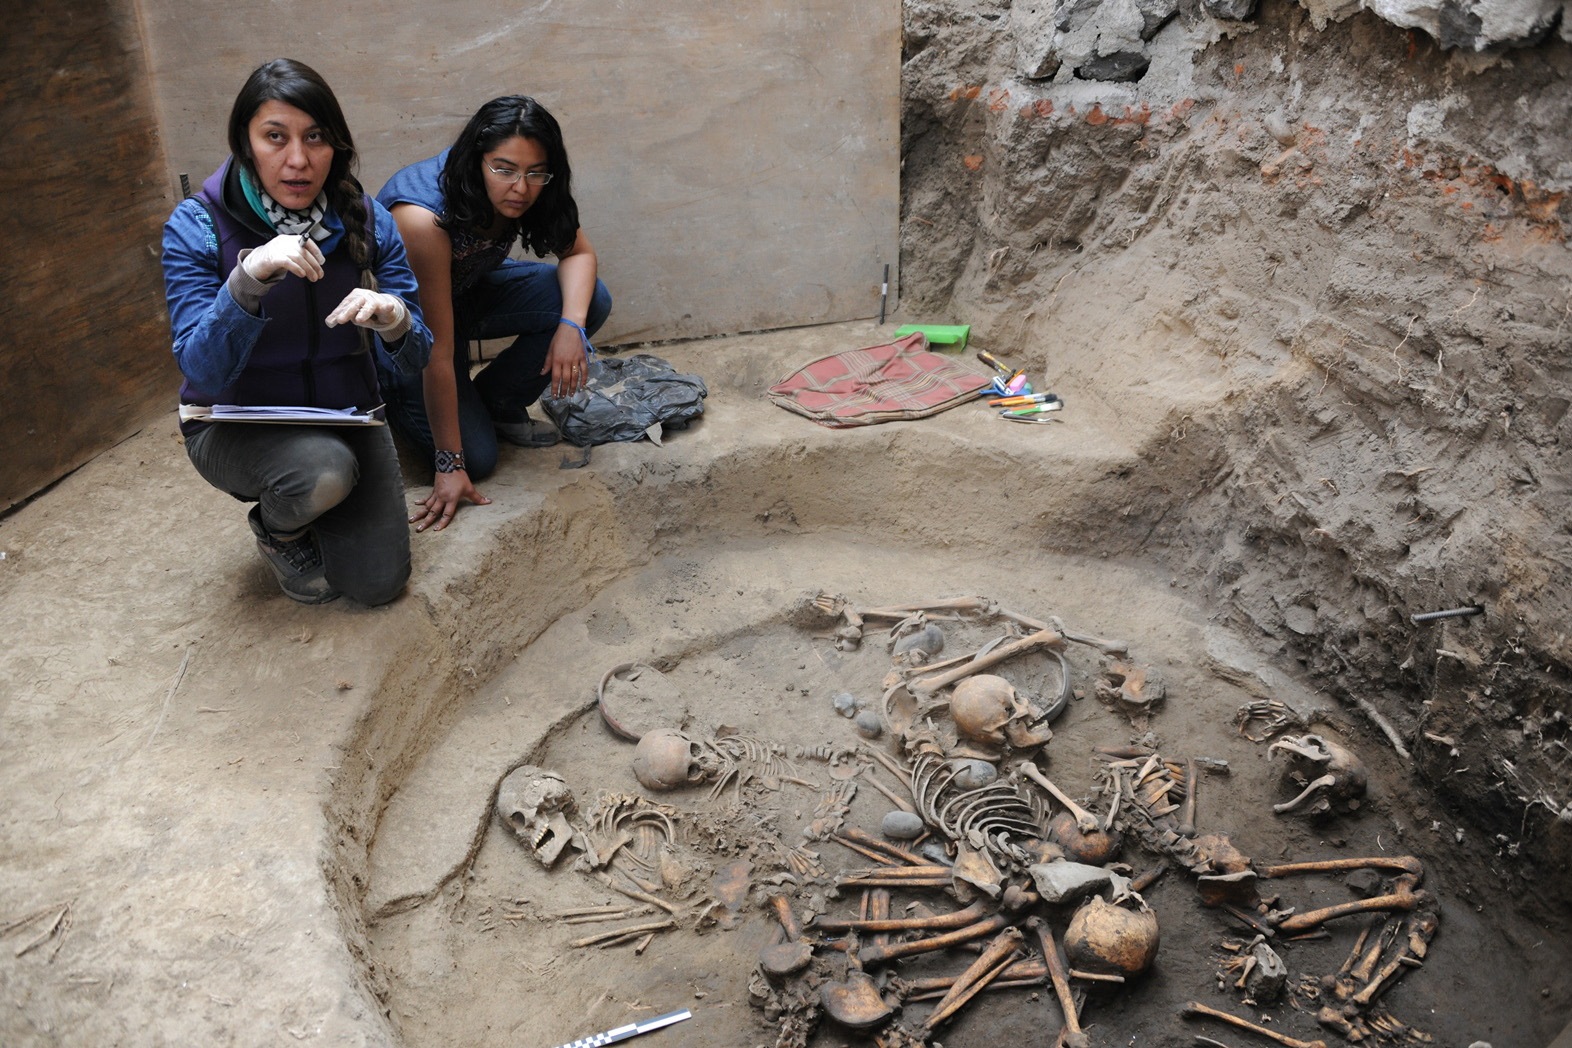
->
[[439, 95, 579, 257], [227, 59, 375, 285]]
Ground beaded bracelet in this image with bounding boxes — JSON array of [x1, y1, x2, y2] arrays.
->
[[434, 449, 465, 474]]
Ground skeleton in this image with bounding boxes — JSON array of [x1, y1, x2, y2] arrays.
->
[[496, 764, 579, 869], [1182, 1001, 1329, 1048], [1268, 734, 1369, 817], [1235, 698, 1308, 742], [1096, 661, 1166, 729]]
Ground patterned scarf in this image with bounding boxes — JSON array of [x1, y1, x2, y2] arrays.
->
[[239, 164, 331, 243]]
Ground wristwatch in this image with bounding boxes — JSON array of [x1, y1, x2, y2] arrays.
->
[[435, 448, 466, 473]]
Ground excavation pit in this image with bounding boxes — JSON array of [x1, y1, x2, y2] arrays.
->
[[344, 330, 1564, 1048]]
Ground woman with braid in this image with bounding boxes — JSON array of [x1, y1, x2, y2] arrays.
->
[[162, 59, 433, 605], [376, 95, 612, 533]]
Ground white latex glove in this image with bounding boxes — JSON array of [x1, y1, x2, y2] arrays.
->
[[240, 233, 325, 283], [325, 288, 409, 334]]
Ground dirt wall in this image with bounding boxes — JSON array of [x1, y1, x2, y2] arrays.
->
[[897, 0, 1571, 919], [0, 0, 177, 510]]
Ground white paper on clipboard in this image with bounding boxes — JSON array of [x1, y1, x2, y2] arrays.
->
[[180, 404, 384, 426]]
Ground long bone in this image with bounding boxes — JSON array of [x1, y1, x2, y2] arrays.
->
[[1350, 911, 1439, 1008], [902, 957, 1047, 993], [833, 828, 930, 866], [1028, 916, 1090, 1048], [812, 900, 995, 935], [858, 596, 996, 620], [919, 927, 1025, 1033], [1275, 887, 1429, 934], [909, 627, 1065, 697], [1258, 855, 1424, 891], [1178, 759, 1199, 836], [859, 913, 1013, 966], [860, 766, 918, 814], [1181, 1001, 1328, 1048], [1019, 762, 1098, 832]]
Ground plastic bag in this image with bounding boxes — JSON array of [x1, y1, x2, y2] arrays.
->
[[540, 353, 708, 447]]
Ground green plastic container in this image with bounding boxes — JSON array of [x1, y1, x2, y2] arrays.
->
[[894, 324, 970, 352]]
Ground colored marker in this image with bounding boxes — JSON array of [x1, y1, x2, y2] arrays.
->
[[989, 393, 1060, 407], [1003, 401, 1063, 416]]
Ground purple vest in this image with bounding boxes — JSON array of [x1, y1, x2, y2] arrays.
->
[[181, 162, 380, 412]]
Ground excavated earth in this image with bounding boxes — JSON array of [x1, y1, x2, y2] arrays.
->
[[2, 0, 1570, 1046]]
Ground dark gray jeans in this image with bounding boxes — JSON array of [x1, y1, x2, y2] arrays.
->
[[185, 422, 410, 605]]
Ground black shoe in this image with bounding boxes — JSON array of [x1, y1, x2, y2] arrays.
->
[[246, 506, 340, 604]]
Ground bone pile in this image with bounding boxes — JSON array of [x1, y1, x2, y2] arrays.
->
[[488, 592, 1444, 1048], [739, 593, 1441, 1048]]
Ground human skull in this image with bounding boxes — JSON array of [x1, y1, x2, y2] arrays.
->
[[950, 675, 1053, 750], [1064, 895, 1160, 978], [1268, 733, 1367, 817], [496, 764, 577, 868], [631, 728, 716, 791], [950, 675, 1024, 747]]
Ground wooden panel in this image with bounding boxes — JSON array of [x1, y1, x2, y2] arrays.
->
[[139, 0, 900, 345], [0, 0, 178, 510]]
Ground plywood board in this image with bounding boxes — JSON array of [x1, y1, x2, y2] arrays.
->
[[139, 0, 901, 345], [0, 0, 179, 510]]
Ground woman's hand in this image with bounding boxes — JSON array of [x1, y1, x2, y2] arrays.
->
[[541, 322, 589, 399], [241, 233, 325, 282], [326, 288, 409, 333], [409, 470, 491, 533]]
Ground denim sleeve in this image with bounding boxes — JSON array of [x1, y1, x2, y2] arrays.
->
[[370, 199, 433, 376], [162, 198, 268, 396]]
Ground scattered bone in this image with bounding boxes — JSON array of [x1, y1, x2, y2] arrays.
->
[[594, 871, 679, 914], [820, 970, 893, 1030], [1019, 762, 1097, 832], [1235, 699, 1307, 742], [858, 912, 1013, 966], [919, 926, 1024, 1033], [1028, 916, 1090, 1048], [1181, 1001, 1329, 1048], [1178, 759, 1199, 836], [833, 827, 929, 865], [1047, 615, 1131, 655], [1269, 734, 1368, 817], [570, 918, 675, 948], [1097, 662, 1166, 729], [1276, 885, 1429, 934], [811, 900, 993, 935], [908, 627, 1064, 698], [760, 895, 814, 977]]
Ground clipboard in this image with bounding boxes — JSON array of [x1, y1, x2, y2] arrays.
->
[[179, 404, 385, 426]]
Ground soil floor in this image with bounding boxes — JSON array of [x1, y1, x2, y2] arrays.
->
[[1, 320, 1566, 1048]]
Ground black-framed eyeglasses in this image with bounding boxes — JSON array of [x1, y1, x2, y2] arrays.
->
[[486, 163, 553, 186]]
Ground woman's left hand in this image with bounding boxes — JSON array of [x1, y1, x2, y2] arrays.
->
[[541, 322, 589, 399], [326, 288, 408, 334]]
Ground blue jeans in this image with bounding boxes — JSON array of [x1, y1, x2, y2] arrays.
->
[[185, 422, 411, 606], [378, 259, 612, 480]]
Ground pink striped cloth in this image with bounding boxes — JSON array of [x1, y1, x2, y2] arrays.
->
[[767, 332, 991, 428]]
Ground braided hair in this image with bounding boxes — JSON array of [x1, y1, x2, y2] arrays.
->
[[438, 95, 580, 258], [227, 60, 379, 314]]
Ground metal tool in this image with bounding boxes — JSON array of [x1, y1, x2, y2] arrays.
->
[[1410, 605, 1483, 624], [879, 263, 890, 324], [548, 1008, 693, 1048]]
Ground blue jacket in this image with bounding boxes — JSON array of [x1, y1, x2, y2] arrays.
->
[[162, 159, 432, 417]]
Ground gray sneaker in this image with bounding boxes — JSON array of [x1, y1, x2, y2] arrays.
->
[[246, 506, 340, 604], [495, 413, 560, 448]]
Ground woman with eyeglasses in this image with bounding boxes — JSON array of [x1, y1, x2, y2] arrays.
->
[[162, 58, 432, 605], [375, 95, 612, 533]]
